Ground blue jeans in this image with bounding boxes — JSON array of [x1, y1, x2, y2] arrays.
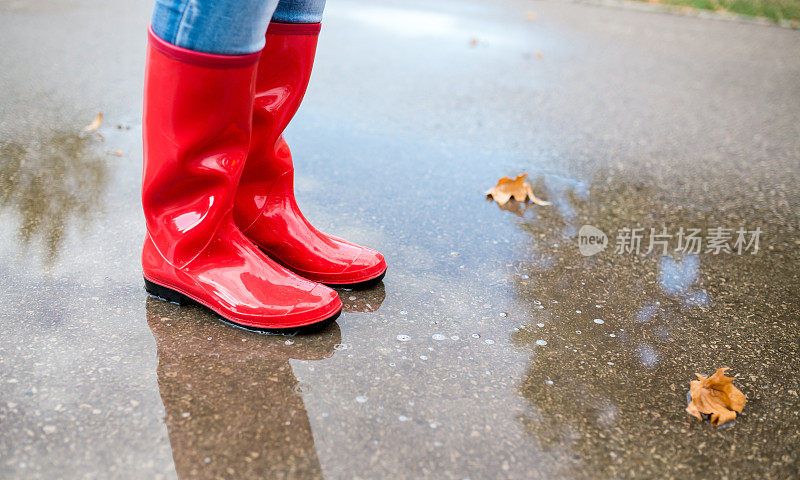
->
[[151, 0, 326, 55]]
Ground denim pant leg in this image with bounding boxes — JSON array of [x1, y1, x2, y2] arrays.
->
[[273, 0, 326, 23], [150, 0, 327, 55], [151, 0, 279, 55]]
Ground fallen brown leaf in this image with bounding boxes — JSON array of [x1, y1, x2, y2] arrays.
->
[[535, 51, 544, 59], [111, 150, 123, 157], [82, 111, 103, 133], [686, 367, 746, 426], [469, 37, 479, 46], [485, 174, 551, 207]]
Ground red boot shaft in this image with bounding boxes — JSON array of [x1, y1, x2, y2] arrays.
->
[[234, 22, 386, 288], [142, 27, 341, 330]]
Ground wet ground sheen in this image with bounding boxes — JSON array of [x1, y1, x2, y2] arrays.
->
[[1, 0, 799, 478]]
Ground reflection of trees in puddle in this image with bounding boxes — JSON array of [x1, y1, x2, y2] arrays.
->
[[0, 132, 109, 263], [508, 175, 800, 476], [146, 298, 341, 479]]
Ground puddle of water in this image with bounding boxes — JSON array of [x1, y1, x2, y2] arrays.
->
[[0, 132, 109, 264], [347, 7, 460, 38], [509, 172, 800, 477], [146, 297, 339, 479]]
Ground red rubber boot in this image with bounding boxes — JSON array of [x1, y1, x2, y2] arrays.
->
[[234, 22, 387, 289], [141, 27, 342, 331]]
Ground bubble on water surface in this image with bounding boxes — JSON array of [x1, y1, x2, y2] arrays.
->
[[397, 335, 410, 342], [432, 334, 446, 341], [537, 323, 545, 328], [471, 333, 480, 339], [637, 344, 659, 368], [356, 396, 368, 403], [594, 319, 604, 324], [284, 339, 294, 345], [484, 339, 495, 345], [535, 340, 547, 346], [398, 415, 409, 422]]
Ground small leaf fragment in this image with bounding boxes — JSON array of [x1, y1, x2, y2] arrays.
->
[[485, 174, 551, 207], [82, 112, 103, 132], [111, 150, 123, 157], [686, 367, 746, 426]]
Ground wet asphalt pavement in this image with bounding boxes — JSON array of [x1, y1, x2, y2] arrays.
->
[[1, 0, 799, 478]]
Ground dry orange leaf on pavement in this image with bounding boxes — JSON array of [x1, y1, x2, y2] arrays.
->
[[485, 174, 551, 206], [686, 367, 746, 426], [82, 111, 103, 132]]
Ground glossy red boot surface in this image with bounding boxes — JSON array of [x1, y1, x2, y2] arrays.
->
[[142, 27, 341, 331], [234, 22, 387, 288]]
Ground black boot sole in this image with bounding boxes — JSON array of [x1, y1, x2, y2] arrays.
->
[[144, 277, 340, 334]]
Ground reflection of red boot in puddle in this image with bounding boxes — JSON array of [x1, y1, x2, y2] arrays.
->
[[341, 282, 386, 313], [234, 22, 386, 289], [146, 297, 339, 479]]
